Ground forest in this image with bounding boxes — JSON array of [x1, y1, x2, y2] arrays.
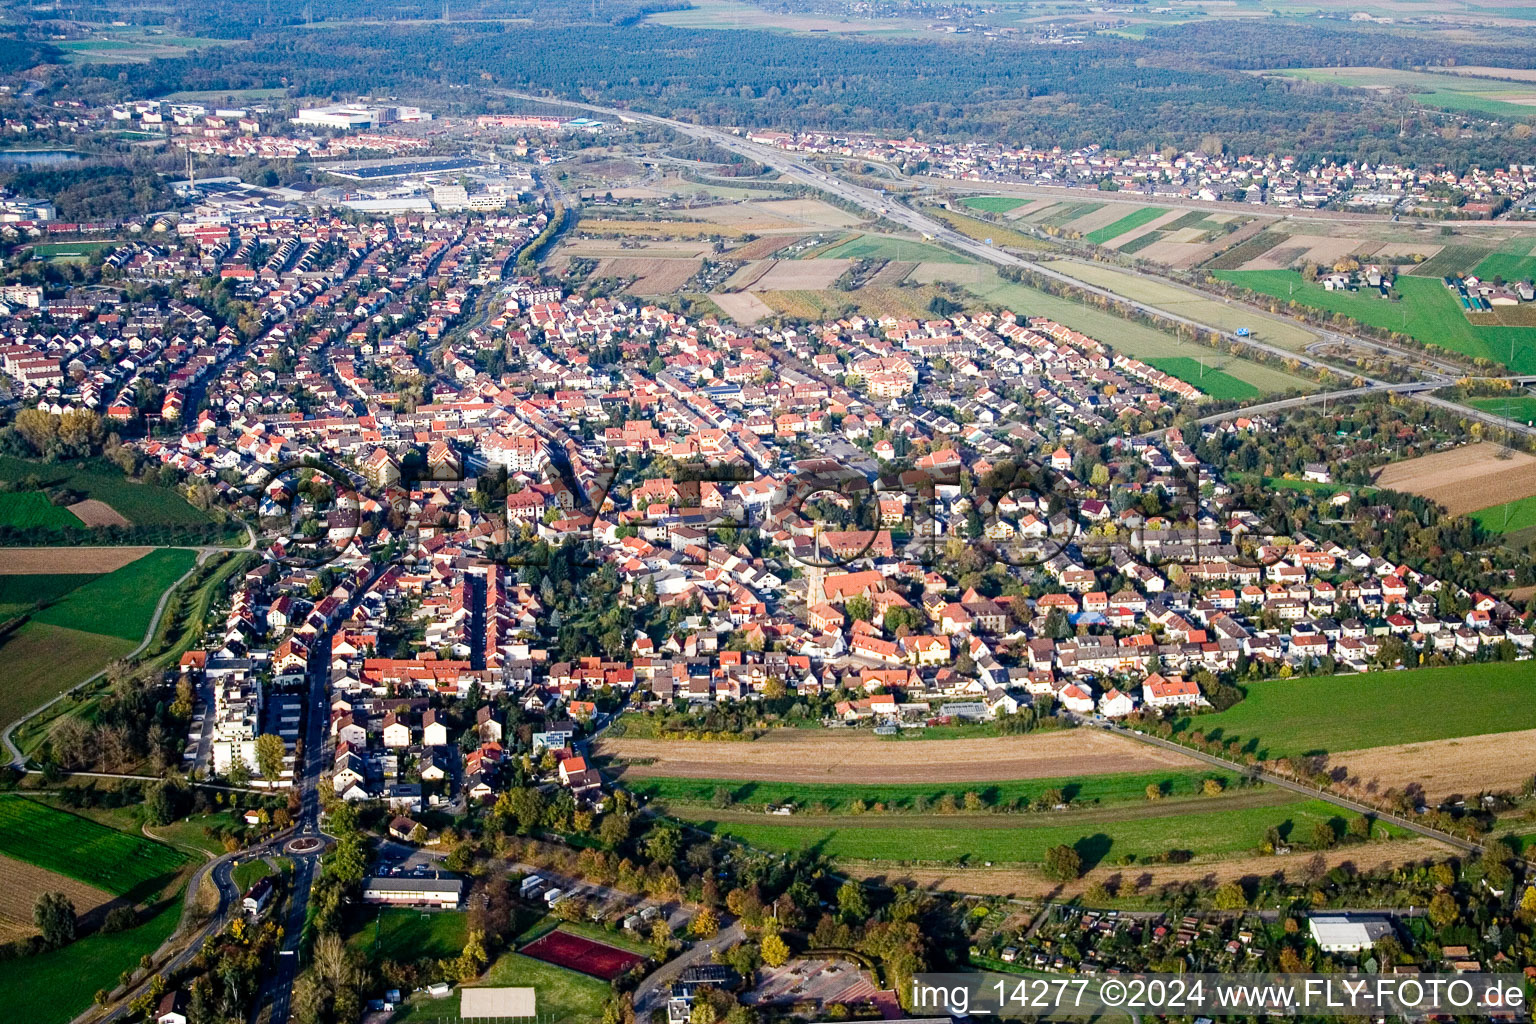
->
[[31, 13, 1519, 170]]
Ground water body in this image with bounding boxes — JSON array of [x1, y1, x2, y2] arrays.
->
[[0, 150, 84, 168]]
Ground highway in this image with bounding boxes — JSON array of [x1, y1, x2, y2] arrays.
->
[[503, 90, 1536, 447]]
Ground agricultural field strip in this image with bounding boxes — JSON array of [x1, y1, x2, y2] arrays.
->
[[1372, 441, 1536, 516], [597, 727, 1201, 784], [0, 798, 189, 898]]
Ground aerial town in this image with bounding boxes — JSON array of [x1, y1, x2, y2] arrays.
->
[[2, 6, 1536, 1024]]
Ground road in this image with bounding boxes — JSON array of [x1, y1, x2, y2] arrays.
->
[[633, 920, 746, 1018], [259, 599, 337, 1024], [79, 852, 242, 1024], [503, 89, 1536, 448]]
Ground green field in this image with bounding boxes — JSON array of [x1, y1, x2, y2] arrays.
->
[[1472, 236, 1536, 284], [1033, 202, 1105, 228], [1146, 357, 1261, 400], [232, 858, 276, 893], [32, 548, 195, 641], [687, 795, 1366, 865], [1169, 661, 1536, 759], [1469, 395, 1536, 424], [0, 894, 182, 1024], [962, 268, 1317, 395], [1472, 495, 1536, 534], [0, 492, 82, 530], [0, 798, 189, 900], [1213, 270, 1535, 371], [962, 196, 1031, 214], [353, 907, 469, 963], [1273, 67, 1536, 119], [626, 767, 1237, 813], [395, 952, 609, 1024], [817, 233, 967, 263], [0, 573, 97, 623], [0, 621, 135, 732], [0, 456, 211, 528], [1039, 259, 1319, 350], [1085, 207, 1169, 245]]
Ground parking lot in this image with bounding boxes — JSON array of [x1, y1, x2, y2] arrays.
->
[[744, 957, 892, 1015]]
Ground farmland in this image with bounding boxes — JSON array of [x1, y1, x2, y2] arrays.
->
[[817, 234, 966, 263], [1145, 357, 1260, 401], [924, 207, 1058, 252], [598, 728, 1200, 784], [1330, 728, 1536, 799], [625, 767, 1239, 813], [1166, 661, 1536, 759], [1085, 207, 1169, 246], [1473, 236, 1536, 284], [0, 456, 212, 528], [962, 196, 1032, 214], [684, 794, 1372, 866], [0, 855, 115, 942], [0, 492, 84, 530], [32, 547, 196, 641], [0, 622, 135, 733], [1372, 441, 1536, 516], [0, 895, 182, 1024], [1270, 66, 1536, 119], [961, 268, 1317, 394], [1038, 259, 1318, 350], [1471, 495, 1536, 534], [0, 573, 97, 625], [1212, 270, 1534, 371], [0, 798, 189, 901], [0, 547, 154, 574]]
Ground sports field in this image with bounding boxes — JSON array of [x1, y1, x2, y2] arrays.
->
[[396, 952, 609, 1024], [687, 794, 1364, 865], [32, 548, 195, 641], [1085, 207, 1168, 245], [626, 767, 1237, 812], [1213, 270, 1534, 371], [1145, 357, 1260, 401], [1167, 661, 1536, 759], [521, 928, 643, 980], [352, 907, 468, 962], [0, 798, 189, 901]]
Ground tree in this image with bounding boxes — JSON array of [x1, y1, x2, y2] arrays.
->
[[760, 930, 789, 968], [836, 881, 869, 923], [1519, 884, 1536, 918], [34, 891, 77, 948], [690, 906, 720, 939], [255, 733, 286, 781], [1145, 783, 1163, 801], [1427, 892, 1458, 929], [1213, 882, 1247, 910], [1044, 844, 1082, 881]]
